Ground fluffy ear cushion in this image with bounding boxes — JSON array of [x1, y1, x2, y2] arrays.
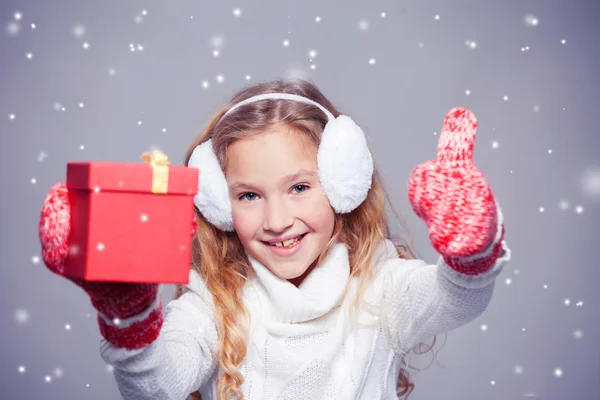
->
[[188, 140, 235, 232], [317, 115, 374, 213]]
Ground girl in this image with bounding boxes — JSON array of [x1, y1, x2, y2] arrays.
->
[[39, 79, 510, 399]]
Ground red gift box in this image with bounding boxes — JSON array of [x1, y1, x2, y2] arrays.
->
[[63, 151, 199, 284]]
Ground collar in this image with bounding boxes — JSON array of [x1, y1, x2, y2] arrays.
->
[[245, 243, 351, 324], [186, 239, 400, 325]]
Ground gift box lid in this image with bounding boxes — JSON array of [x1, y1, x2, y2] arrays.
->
[[67, 161, 199, 195]]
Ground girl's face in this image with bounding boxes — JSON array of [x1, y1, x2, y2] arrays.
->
[[224, 125, 335, 285]]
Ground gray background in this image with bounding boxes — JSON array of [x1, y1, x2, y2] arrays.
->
[[1, 0, 599, 399]]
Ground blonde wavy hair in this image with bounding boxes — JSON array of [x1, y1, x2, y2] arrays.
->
[[177, 79, 439, 399]]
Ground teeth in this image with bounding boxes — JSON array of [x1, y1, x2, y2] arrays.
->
[[271, 235, 302, 248], [283, 238, 296, 247]]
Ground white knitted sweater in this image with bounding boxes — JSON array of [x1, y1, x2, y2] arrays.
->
[[100, 239, 510, 400]]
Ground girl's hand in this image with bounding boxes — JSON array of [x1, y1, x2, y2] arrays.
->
[[408, 108, 501, 261], [38, 182, 196, 349]]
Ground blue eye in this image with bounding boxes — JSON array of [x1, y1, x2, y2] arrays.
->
[[240, 192, 258, 201], [292, 184, 309, 193]]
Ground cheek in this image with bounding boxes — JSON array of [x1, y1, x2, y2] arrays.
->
[[232, 206, 262, 241], [302, 194, 335, 232]]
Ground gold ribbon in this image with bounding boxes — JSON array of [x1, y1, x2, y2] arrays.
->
[[140, 150, 170, 194]]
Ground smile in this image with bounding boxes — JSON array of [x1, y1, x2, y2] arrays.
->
[[262, 234, 307, 256]]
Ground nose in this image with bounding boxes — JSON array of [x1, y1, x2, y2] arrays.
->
[[262, 198, 294, 233]]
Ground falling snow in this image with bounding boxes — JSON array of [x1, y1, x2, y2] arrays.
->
[[465, 40, 477, 49], [582, 166, 600, 199], [134, 9, 148, 24], [129, 43, 144, 52], [72, 24, 86, 38], [524, 14, 539, 26], [514, 365, 524, 375], [554, 368, 563, 378], [211, 34, 225, 48], [559, 200, 569, 210], [4, 4, 597, 399], [15, 308, 30, 324], [6, 21, 20, 35]]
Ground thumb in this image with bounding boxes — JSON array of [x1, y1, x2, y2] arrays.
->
[[39, 182, 71, 275], [437, 108, 478, 167]]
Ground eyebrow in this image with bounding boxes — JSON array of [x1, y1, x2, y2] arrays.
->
[[229, 169, 317, 193]]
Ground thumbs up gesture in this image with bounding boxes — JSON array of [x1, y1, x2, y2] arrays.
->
[[408, 108, 505, 273]]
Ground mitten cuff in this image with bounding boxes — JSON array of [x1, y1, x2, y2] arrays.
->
[[97, 292, 163, 349], [442, 204, 506, 275], [90, 283, 159, 320]]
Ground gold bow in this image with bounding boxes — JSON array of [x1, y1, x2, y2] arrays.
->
[[140, 150, 170, 194]]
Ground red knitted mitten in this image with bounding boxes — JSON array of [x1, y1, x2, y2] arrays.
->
[[408, 108, 505, 275], [39, 182, 197, 349]]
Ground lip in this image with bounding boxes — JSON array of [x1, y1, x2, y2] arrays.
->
[[262, 233, 307, 257]]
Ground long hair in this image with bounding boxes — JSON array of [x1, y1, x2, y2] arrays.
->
[[179, 79, 438, 399]]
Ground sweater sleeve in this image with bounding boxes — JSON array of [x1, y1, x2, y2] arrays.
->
[[381, 239, 511, 354], [99, 287, 219, 400]]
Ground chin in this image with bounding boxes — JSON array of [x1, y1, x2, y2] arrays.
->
[[274, 264, 310, 280], [254, 248, 314, 280], [258, 257, 310, 280], [249, 235, 318, 281]]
